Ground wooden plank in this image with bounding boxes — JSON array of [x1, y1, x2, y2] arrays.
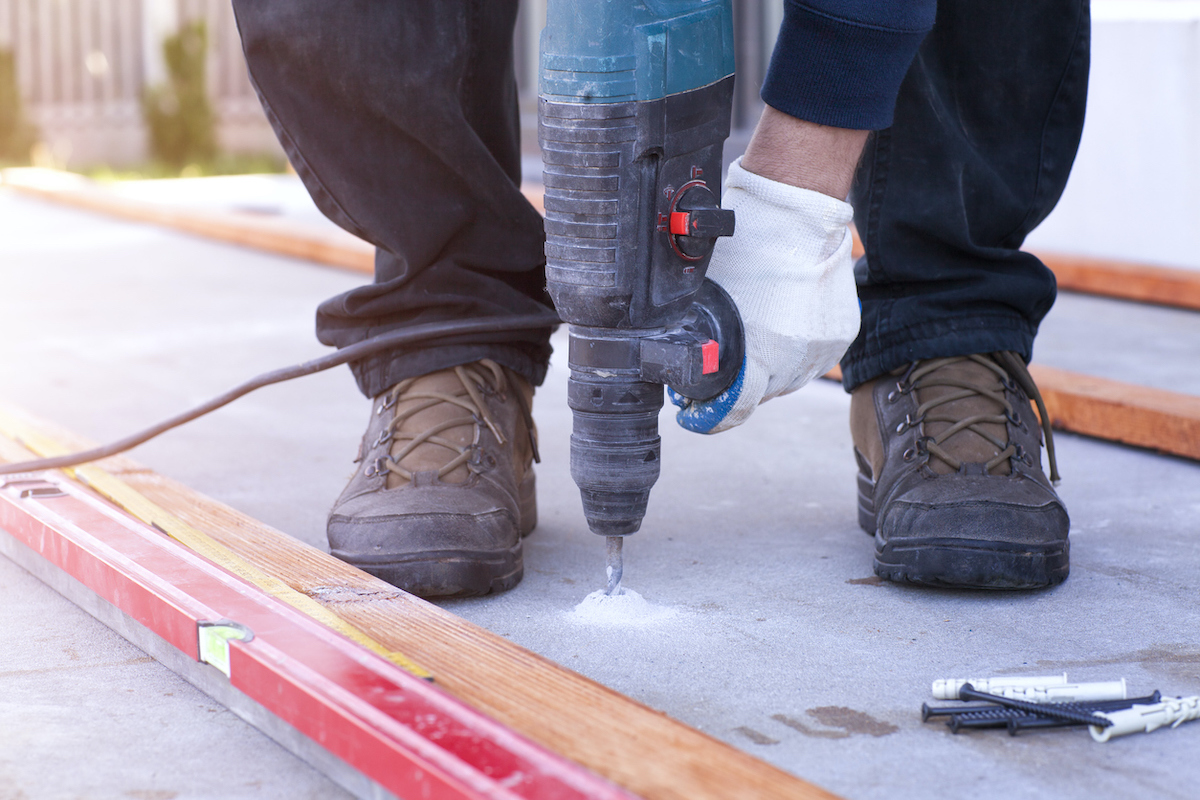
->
[[0, 407, 839, 800], [2, 168, 376, 274], [824, 364, 1200, 462], [1035, 252, 1200, 313], [1, 168, 545, 274], [1028, 365, 1200, 461]]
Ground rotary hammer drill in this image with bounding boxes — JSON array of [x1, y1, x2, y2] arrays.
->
[[539, 0, 743, 592]]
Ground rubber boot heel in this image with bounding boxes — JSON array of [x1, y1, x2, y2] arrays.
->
[[518, 470, 537, 537], [854, 448, 876, 535]]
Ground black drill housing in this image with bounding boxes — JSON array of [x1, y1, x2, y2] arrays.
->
[[540, 76, 741, 537]]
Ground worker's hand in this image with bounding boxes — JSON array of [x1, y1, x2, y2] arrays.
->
[[670, 158, 859, 434]]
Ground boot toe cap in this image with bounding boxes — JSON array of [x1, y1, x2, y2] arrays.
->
[[875, 474, 1069, 589], [327, 485, 522, 597]]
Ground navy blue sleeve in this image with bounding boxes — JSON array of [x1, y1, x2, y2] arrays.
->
[[761, 0, 937, 131]]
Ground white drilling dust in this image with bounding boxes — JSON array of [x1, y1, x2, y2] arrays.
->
[[569, 586, 681, 627]]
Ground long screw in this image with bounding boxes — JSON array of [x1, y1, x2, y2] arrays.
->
[[1007, 693, 1162, 735], [948, 710, 1036, 733], [928, 692, 1163, 727], [923, 702, 1013, 721], [959, 684, 1113, 728]]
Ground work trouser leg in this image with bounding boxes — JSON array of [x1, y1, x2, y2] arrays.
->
[[232, 0, 553, 398], [840, 0, 1091, 389]]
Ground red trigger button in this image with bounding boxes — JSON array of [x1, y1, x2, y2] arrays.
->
[[669, 212, 690, 236], [701, 340, 719, 374]]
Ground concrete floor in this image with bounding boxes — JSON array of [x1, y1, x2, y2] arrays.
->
[[1, 184, 1199, 800]]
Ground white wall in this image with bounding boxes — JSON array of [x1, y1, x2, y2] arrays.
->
[[1025, 1, 1200, 270]]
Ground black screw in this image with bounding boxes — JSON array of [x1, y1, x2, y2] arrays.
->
[[1006, 692, 1162, 736], [959, 684, 1113, 728]]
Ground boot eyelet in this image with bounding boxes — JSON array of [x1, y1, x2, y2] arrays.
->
[[376, 394, 398, 416], [364, 457, 389, 478], [372, 430, 393, 449], [902, 447, 916, 462]]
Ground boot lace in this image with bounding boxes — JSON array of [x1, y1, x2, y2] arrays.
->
[[366, 360, 534, 481], [896, 352, 1060, 483]]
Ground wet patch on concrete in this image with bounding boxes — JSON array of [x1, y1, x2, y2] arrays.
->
[[1035, 645, 1200, 683], [771, 713, 850, 740], [806, 706, 899, 737], [734, 726, 779, 746]]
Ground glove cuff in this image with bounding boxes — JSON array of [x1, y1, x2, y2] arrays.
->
[[723, 157, 853, 265]]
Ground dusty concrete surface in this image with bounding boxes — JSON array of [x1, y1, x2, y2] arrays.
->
[[1, 186, 1198, 800]]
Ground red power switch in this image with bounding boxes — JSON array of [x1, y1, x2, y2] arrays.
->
[[701, 339, 719, 374], [669, 211, 691, 236]]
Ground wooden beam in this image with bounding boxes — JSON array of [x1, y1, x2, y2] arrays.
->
[[1035, 252, 1200, 313], [2, 167, 375, 275], [1, 168, 546, 276], [1027, 365, 1200, 461], [0, 405, 839, 800], [824, 365, 1200, 462]]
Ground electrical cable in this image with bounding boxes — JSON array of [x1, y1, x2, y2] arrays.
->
[[0, 313, 560, 476]]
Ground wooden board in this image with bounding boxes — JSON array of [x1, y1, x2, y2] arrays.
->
[[824, 365, 1200, 462], [1, 168, 545, 276], [2, 167, 375, 275], [1035, 252, 1200, 313], [0, 406, 839, 800], [1027, 365, 1200, 461]]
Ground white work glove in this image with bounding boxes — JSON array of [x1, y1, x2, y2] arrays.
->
[[671, 157, 860, 434]]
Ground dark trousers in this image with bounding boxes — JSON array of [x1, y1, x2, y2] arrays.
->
[[842, 0, 1091, 389], [232, 0, 1089, 398], [232, 0, 553, 398]]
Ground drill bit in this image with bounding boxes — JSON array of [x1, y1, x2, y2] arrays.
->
[[605, 536, 624, 595]]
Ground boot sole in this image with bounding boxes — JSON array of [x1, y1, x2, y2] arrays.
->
[[855, 448, 1069, 590], [338, 541, 524, 599], [874, 538, 1069, 590]]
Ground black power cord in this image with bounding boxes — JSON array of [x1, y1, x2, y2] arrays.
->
[[0, 313, 560, 476]]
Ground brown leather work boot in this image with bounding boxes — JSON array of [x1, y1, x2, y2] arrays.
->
[[328, 359, 538, 597], [850, 352, 1068, 589]]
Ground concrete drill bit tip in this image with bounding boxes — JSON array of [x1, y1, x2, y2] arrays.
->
[[605, 536, 624, 595]]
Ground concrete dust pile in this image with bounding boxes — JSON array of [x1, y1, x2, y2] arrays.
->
[[569, 587, 682, 627]]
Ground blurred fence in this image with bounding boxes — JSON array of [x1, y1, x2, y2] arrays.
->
[[0, 0, 273, 166], [0, 0, 784, 168]]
